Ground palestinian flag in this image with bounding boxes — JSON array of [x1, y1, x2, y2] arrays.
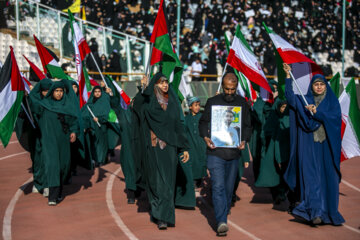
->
[[224, 32, 256, 103], [104, 75, 130, 110], [23, 55, 46, 81], [20, 72, 31, 94], [0, 47, 25, 147], [150, 0, 184, 101], [264, 23, 323, 96], [226, 25, 272, 102], [339, 78, 360, 161], [33, 35, 71, 80], [329, 72, 341, 98], [68, 10, 92, 108]]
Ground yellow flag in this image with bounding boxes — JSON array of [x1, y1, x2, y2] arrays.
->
[[62, 0, 81, 13]]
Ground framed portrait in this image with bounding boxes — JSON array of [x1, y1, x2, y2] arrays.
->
[[211, 105, 242, 148]]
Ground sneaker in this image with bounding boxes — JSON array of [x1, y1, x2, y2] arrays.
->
[[312, 217, 322, 225], [43, 188, 49, 197], [32, 185, 39, 193], [157, 221, 167, 230], [127, 198, 135, 204], [217, 222, 228, 236], [48, 201, 57, 206]]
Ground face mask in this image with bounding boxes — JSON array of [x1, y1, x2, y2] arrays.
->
[[222, 93, 235, 103]]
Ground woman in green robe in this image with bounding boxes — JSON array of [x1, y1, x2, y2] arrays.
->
[[18, 78, 53, 194], [133, 73, 190, 230], [34, 80, 80, 205], [255, 100, 290, 204], [82, 86, 111, 167]]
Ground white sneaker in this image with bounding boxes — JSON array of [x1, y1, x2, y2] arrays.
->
[[217, 222, 228, 236], [48, 201, 57, 206], [43, 188, 49, 197], [32, 185, 39, 193]]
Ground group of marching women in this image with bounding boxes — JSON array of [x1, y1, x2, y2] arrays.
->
[[15, 63, 344, 234]]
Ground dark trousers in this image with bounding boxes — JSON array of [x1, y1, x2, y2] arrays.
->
[[207, 155, 239, 224]]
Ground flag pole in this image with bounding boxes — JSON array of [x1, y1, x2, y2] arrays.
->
[[142, 42, 154, 93], [217, 63, 228, 93], [87, 105, 101, 127], [90, 52, 109, 89], [289, 70, 313, 115], [21, 103, 36, 129]]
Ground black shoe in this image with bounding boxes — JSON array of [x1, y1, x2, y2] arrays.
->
[[127, 198, 135, 204], [312, 217, 322, 225], [158, 221, 167, 230]]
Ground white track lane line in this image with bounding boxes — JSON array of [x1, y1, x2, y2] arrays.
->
[[0, 141, 18, 147], [343, 224, 360, 234], [196, 192, 261, 240], [2, 177, 33, 240], [0, 152, 28, 161], [106, 166, 138, 240], [341, 180, 360, 193]]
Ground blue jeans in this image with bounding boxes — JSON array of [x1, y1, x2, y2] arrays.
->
[[207, 155, 239, 224]]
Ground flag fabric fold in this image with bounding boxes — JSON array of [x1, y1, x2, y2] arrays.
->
[[264, 23, 323, 96], [68, 10, 92, 108], [23, 55, 47, 81], [33, 35, 71, 80], [226, 25, 272, 102], [329, 72, 341, 98], [224, 32, 256, 102], [339, 78, 360, 161], [0, 47, 25, 147], [104, 75, 130, 110], [150, 0, 184, 100]]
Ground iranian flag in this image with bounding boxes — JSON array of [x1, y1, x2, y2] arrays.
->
[[329, 72, 341, 98], [226, 25, 272, 102], [224, 32, 256, 103], [150, 0, 184, 101], [264, 23, 323, 96], [104, 75, 131, 110], [33, 35, 71, 80], [0, 47, 25, 147], [23, 55, 46, 81], [68, 10, 92, 108], [339, 78, 360, 161]]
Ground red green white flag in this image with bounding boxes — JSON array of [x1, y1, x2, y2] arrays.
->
[[33, 35, 71, 80], [339, 78, 360, 161], [68, 10, 92, 108], [226, 25, 273, 102], [150, 0, 184, 101], [0, 47, 25, 147], [264, 23, 323, 96]]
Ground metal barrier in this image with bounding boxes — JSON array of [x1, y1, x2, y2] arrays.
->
[[15, 0, 150, 80]]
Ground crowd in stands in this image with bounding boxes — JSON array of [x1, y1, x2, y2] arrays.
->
[[1, 0, 359, 78]]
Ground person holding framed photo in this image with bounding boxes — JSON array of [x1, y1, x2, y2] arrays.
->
[[199, 72, 252, 236]]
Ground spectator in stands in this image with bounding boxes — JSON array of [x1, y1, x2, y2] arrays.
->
[[191, 57, 202, 81]]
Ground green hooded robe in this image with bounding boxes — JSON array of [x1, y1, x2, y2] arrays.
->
[[132, 73, 190, 224], [184, 113, 207, 180], [254, 100, 290, 201], [17, 78, 53, 191], [82, 86, 111, 166], [34, 80, 80, 188]]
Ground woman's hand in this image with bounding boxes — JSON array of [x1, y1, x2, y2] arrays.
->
[[93, 117, 99, 123], [181, 151, 190, 163], [244, 162, 249, 168], [70, 133, 76, 143], [204, 137, 216, 149], [305, 104, 317, 114], [283, 63, 291, 78], [141, 75, 149, 88]]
